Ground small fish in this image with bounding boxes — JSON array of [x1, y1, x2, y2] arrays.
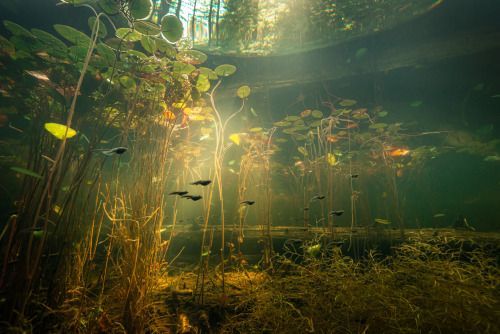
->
[[182, 195, 202, 201], [94, 147, 128, 156], [388, 148, 410, 157], [433, 213, 446, 218], [191, 180, 212, 186], [351, 174, 359, 178], [310, 195, 326, 201], [329, 210, 345, 216], [374, 218, 391, 225], [240, 200, 255, 206], [303, 207, 309, 211], [484, 155, 500, 162], [169, 191, 188, 196]]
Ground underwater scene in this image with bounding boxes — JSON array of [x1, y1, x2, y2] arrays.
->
[[0, 0, 499, 333]]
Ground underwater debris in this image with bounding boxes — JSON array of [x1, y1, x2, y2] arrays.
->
[[240, 200, 255, 206], [191, 180, 212, 186], [305, 243, 321, 257], [453, 215, 475, 231], [310, 195, 326, 201], [182, 195, 202, 201], [329, 210, 345, 216], [169, 191, 189, 196]]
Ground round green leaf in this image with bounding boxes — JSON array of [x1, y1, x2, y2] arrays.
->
[[135, 20, 161, 36], [214, 64, 236, 77], [172, 61, 195, 75], [54, 24, 91, 47], [196, 75, 210, 92], [98, 0, 120, 14], [129, 0, 153, 20], [160, 14, 183, 43], [176, 50, 207, 65], [311, 110, 323, 118], [88, 16, 107, 38], [140, 35, 156, 53], [116, 28, 142, 42], [237, 85, 251, 99], [198, 67, 218, 80]]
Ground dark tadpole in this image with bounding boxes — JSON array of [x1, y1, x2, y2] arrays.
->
[[304, 207, 309, 211], [351, 174, 359, 178], [93, 147, 128, 156], [191, 180, 212, 186], [329, 210, 345, 216], [240, 200, 255, 206], [310, 195, 326, 201], [182, 195, 202, 201], [169, 191, 188, 196]]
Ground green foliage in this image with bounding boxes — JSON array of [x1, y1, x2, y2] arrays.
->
[[161, 14, 183, 43]]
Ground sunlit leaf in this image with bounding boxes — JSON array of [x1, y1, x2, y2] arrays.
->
[[129, 0, 153, 20], [177, 50, 207, 65], [140, 35, 156, 53], [196, 75, 210, 92], [135, 20, 161, 36], [237, 85, 251, 99], [54, 24, 91, 47], [10, 166, 42, 179], [198, 67, 218, 80], [116, 28, 142, 42], [214, 64, 236, 77], [229, 133, 241, 145], [172, 61, 195, 74], [249, 127, 262, 132], [327, 153, 337, 166], [44, 122, 77, 140], [161, 14, 183, 43]]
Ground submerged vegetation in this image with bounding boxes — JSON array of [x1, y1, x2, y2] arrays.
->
[[0, 0, 498, 333]]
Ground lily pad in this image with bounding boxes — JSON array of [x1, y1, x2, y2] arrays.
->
[[198, 67, 218, 80], [135, 20, 161, 36], [140, 35, 156, 53], [44, 122, 77, 140], [31, 29, 67, 57], [54, 24, 91, 47], [237, 85, 251, 99], [10, 166, 43, 179], [177, 50, 207, 65], [129, 0, 153, 20], [98, 0, 120, 14], [161, 14, 183, 43], [273, 121, 290, 127], [311, 110, 323, 118], [339, 99, 357, 107], [196, 75, 210, 92], [284, 115, 300, 122], [88, 16, 107, 38], [214, 64, 236, 77], [172, 61, 195, 74], [116, 28, 142, 42]]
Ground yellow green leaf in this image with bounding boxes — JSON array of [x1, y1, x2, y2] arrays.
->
[[44, 123, 77, 140], [237, 85, 251, 99], [327, 153, 336, 166], [229, 133, 241, 145]]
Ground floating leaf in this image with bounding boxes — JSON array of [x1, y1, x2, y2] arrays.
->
[[311, 110, 323, 118], [327, 153, 336, 166], [116, 28, 142, 42], [10, 166, 43, 179], [44, 123, 77, 140], [172, 61, 195, 74], [177, 50, 207, 65], [198, 67, 217, 80], [214, 64, 236, 77], [129, 0, 153, 20], [300, 109, 312, 117], [374, 218, 391, 225], [273, 121, 290, 127], [54, 24, 91, 47], [140, 35, 156, 53], [339, 99, 357, 107], [196, 75, 210, 92], [161, 14, 183, 43], [229, 133, 241, 145], [88, 16, 107, 38], [369, 123, 387, 129], [135, 21, 161, 36], [237, 85, 251, 99], [282, 128, 296, 134], [284, 115, 300, 122], [31, 29, 67, 57], [4, 20, 34, 38], [98, 0, 120, 14]]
